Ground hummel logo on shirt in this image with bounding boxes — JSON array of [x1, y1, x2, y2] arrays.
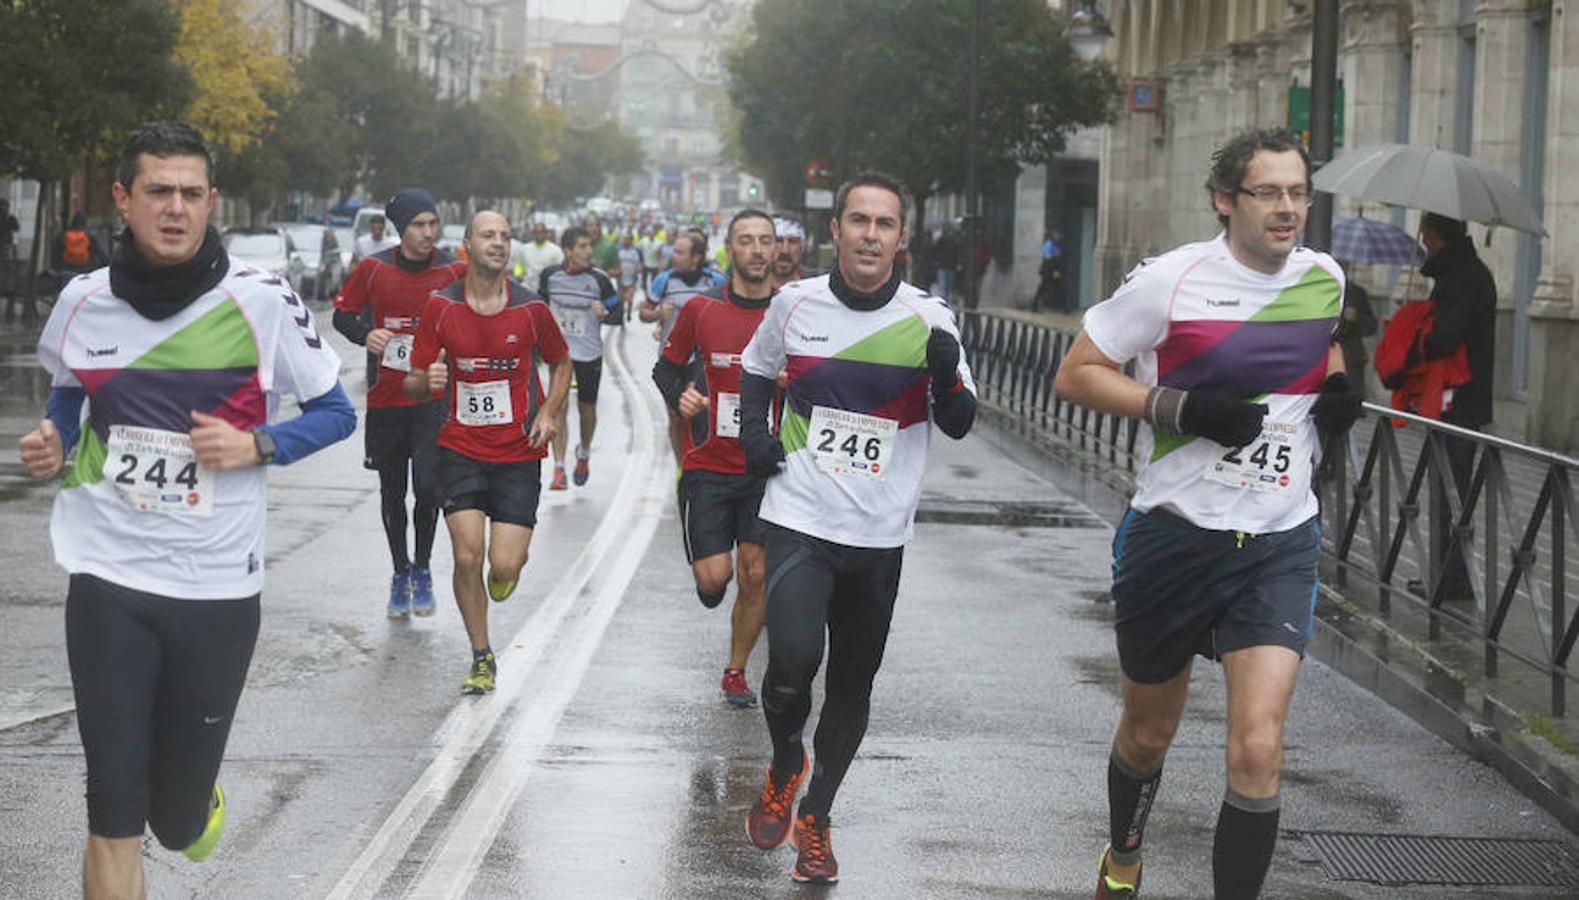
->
[[1206, 298, 1241, 308], [799, 333, 829, 342], [87, 346, 118, 358]]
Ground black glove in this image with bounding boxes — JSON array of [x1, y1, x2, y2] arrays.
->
[[1177, 388, 1268, 448], [1312, 371, 1364, 434], [926, 327, 960, 392], [737, 371, 784, 478]]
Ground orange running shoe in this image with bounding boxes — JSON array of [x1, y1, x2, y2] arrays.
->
[[745, 751, 807, 850], [790, 811, 838, 883], [550, 466, 567, 491]]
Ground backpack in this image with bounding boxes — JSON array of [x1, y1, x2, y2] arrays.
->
[[62, 230, 91, 267]]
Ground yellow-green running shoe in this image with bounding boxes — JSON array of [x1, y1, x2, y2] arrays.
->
[[1095, 843, 1142, 898], [462, 652, 497, 695], [486, 573, 517, 602], [182, 783, 225, 862]]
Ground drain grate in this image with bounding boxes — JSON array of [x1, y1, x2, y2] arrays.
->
[[1286, 830, 1579, 888], [913, 498, 1103, 529]]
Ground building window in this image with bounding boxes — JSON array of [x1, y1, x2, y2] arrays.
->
[[1454, 1, 1475, 155], [1513, 8, 1550, 397]]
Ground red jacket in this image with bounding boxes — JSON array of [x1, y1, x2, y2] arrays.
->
[[1374, 299, 1470, 424]]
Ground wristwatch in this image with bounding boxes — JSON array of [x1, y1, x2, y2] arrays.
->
[[253, 429, 277, 465]]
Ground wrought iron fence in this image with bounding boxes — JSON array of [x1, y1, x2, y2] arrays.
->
[[960, 309, 1579, 717]]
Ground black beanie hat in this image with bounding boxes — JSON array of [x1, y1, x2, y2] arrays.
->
[[386, 188, 437, 236]]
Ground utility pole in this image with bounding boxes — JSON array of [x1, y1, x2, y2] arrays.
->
[[964, 0, 981, 310], [1306, 0, 1338, 251]]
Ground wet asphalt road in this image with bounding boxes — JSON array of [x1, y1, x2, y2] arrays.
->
[[0, 312, 1575, 899]]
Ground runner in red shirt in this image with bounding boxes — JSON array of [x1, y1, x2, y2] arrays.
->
[[651, 209, 776, 708], [406, 211, 572, 695], [333, 188, 467, 619]]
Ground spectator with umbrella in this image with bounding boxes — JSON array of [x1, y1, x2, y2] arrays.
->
[[1327, 216, 1425, 395]]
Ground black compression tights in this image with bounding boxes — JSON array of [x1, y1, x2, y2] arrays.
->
[[378, 458, 438, 572], [760, 526, 903, 819]]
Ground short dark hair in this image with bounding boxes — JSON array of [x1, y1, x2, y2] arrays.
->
[[561, 225, 590, 249], [833, 170, 912, 225], [117, 122, 215, 189], [727, 208, 774, 241], [1420, 212, 1468, 241], [1205, 127, 1311, 226], [680, 229, 708, 258]]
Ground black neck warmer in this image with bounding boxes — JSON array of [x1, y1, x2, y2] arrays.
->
[[726, 282, 772, 310], [674, 267, 706, 287], [828, 264, 900, 311], [110, 226, 230, 321]]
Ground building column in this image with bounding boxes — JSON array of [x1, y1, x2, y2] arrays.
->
[[1407, 0, 1460, 149], [1530, 0, 1579, 449], [1339, 1, 1409, 218]]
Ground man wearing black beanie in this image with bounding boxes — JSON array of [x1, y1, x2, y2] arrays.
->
[[333, 188, 466, 619]]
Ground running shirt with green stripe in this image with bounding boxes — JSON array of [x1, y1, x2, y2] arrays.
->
[[38, 265, 343, 599], [740, 275, 975, 549], [1082, 234, 1343, 534]]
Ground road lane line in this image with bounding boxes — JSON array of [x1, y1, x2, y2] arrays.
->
[[323, 329, 665, 900]]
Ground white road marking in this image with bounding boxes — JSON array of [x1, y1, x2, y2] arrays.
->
[[323, 329, 666, 900]]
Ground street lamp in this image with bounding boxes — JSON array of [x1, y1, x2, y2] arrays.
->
[[1065, 0, 1114, 63]]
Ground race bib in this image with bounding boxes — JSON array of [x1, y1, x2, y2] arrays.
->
[[807, 406, 896, 480], [1203, 420, 1299, 493], [457, 380, 512, 426], [104, 425, 214, 516], [381, 334, 414, 372], [554, 308, 587, 338], [715, 391, 740, 438]]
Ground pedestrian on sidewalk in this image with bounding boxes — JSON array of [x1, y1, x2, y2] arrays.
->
[[1053, 127, 1362, 900], [737, 171, 977, 884], [17, 121, 355, 899]]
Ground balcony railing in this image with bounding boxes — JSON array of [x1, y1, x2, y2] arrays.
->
[[960, 309, 1579, 717]]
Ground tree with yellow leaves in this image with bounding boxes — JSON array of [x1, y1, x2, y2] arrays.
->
[[173, 0, 295, 156]]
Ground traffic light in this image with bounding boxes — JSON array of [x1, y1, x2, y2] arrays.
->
[[747, 183, 760, 198]]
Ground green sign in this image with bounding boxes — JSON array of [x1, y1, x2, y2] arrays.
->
[[1288, 83, 1344, 148]]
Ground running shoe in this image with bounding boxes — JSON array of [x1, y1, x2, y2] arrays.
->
[[746, 751, 807, 850], [387, 570, 411, 619], [550, 466, 568, 491], [462, 652, 497, 695], [487, 572, 518, 602], [1095, 843, 1142, 899], [790, 811, 838, 883], [410, 567, 436, 617], [182, 783, 225, 863], [573, 448, 590, 486], [721, 668, 757, 708]]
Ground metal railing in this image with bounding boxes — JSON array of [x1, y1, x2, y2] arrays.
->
[[960, 309, 1579, 717]]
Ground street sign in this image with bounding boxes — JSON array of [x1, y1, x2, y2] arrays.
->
[[804, 160, 833, 188], [1288, 83, 1345, 148], [804, 188, 834, 210]]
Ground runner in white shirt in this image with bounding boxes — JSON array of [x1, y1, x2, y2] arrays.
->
[[517, 221, 565, 290], [1052, 128, 1363, 900], [737, 172, 976, 884]]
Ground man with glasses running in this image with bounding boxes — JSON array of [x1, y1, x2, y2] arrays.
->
[[1053, 127, 1362, 899]]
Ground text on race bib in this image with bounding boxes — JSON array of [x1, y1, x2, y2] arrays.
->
[[381, 334, 414, 372], [715, 391, 741, 438], [1202, 420, 1299, 493], [807, 406, 896, 480], [104, 425, 214, 516], [456, 380, 512, 426], [553, 308, 587, 338]]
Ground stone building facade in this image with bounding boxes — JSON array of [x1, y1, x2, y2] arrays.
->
[[1095, 0, 1578, 451]]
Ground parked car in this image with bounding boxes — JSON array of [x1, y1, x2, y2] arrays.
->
[[437, 223, 466, 258], [223, 227, 306, 294], [333, 226, 356, 275], [272, 222, 345, 301]]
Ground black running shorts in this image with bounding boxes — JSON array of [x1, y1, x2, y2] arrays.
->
[[437, 447, 543, 528], [363, 400, 445, 472], [572, 358, 603, 406], [678, 468, 767, 563], [1110, 507, 1321, 684]]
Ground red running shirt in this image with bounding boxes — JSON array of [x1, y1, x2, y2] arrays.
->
[[334, 248, 466, 408], [661, 284, 772, 475], [411, 280, 569, 463]]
